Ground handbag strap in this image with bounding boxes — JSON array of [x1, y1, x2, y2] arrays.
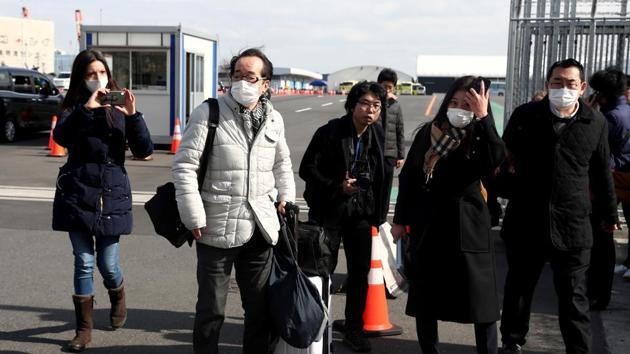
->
[[196, 98, 220, 190]]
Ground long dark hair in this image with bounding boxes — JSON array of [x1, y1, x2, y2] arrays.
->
[[62, 49, 120, 109]]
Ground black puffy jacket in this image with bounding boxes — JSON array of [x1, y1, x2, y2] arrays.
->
[[52, 103, 153, 236], [380, 98, 405, 159]]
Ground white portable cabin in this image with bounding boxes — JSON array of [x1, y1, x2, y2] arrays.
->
[[81, 25, 218, 144]]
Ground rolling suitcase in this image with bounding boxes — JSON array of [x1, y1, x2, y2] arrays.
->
[[274, 275, 333, 354]]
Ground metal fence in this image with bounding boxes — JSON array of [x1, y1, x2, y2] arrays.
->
[[505, 0, 630, 123]]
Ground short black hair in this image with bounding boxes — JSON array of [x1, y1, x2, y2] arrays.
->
[[546, 58, 585, 82], [589, 67, 627, 101], [229, 48, 273, 80], [345, 81, 386, 114], [377, 68, 398, 85]]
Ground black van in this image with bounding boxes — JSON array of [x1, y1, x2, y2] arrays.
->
[[0, 67, 63, 142]]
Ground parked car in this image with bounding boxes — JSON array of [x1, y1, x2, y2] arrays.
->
[[0, 67, 63, 142], [490, 81, 506, 96], [396, 81, 413, 95], [338, 80, 357, 94], [412, 83, 426, 95], [53, 72, 71, 92]]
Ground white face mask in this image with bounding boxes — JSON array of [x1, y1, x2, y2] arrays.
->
[[548, 88, 580, 108], [85, 78, 108, 93], [231, 80, 262, 106], [447, 108, 475, 128]]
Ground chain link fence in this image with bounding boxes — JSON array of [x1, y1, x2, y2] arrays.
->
[[505, 0, 630, 123]]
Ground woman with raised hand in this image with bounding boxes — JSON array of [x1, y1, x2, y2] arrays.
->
[[392, 76, 505, 354]]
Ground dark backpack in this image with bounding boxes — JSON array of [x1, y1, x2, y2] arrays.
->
[[144, 99, 219, 247]]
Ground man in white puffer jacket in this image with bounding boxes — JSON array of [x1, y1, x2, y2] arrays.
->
[[172, 48, 295, 354]]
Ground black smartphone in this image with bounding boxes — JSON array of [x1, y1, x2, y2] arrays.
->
[[100, 91, 126, 106], [473, 77, 491, 94]]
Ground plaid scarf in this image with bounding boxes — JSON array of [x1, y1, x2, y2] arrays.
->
[[238, 97, 268, 144], [423, 122, 467, 182]]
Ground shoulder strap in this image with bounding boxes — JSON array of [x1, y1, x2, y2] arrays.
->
[[620, 130, 630, 152], [197, 98, 220, 190]]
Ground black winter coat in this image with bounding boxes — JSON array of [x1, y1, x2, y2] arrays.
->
[[52, 104, 153, 237], [380, 98, 405, 159], [393, 115, 505, 323], [501, 97, 617, 250], [299, 115, 388, 227]]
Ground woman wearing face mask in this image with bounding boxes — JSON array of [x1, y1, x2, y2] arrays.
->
[[52, 49, 153, 352], [391, 76, 506, 354]]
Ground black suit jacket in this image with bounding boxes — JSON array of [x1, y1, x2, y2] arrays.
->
[[501, 97, 618, 250]]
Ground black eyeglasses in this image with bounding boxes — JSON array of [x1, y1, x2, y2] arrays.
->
[[357, 99, 382, 110], [231, 74, 267, 84]]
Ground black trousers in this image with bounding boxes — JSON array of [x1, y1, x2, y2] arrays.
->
[[586, 216, 615, 309], [416, 316, 497, 354], [193, 228, 273, 354], [328, 217, 372, 332], [500, 238, 591, 354]]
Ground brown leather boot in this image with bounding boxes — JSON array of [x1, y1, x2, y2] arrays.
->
[[67, 295, 93, 352], [108, 281, 127, 329]]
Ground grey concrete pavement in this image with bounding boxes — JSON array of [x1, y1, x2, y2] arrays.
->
[[0, 94, 628, 353]]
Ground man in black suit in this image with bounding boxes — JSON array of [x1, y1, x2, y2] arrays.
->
[[499, 59, 618, 354]]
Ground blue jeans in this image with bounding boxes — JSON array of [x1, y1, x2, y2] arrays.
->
[[69, 231, 123, 295]]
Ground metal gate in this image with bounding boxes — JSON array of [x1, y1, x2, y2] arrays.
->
[[506, 0, 630, 123]]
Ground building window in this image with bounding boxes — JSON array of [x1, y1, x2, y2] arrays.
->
[[195, 55, 204, 92], [103, 50, 167, 92], [0, 71, 11, 90], [106, 51, 130, 88], [132, 51, 167, 91], [12, 75, 33, 94]]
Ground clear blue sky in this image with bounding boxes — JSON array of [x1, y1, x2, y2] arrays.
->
[[1, 0, 511, 75]]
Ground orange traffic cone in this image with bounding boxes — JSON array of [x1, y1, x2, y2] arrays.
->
[[362, 226, 403, 336], [169, 118, 182, 154], [48, 115, 58, 150], [49, 136, 66, 157], [332, 226, 402, 337]]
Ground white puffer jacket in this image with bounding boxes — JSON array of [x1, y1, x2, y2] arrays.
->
[[172, 95, 296, 248]]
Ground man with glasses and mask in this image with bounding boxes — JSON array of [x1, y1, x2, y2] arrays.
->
[[172, 48, 295, 354], [300, 81, 388, 352], [499, 58, 618, 354]]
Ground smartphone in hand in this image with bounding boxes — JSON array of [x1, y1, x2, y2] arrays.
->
[[100, 91, 126, 106], [473, 77, 491, 94]]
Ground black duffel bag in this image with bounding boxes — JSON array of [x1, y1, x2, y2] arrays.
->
[[144, 182, 193, 248], [144, 98, 219, 248], [296, 221, 333, 277], [268, 206, 328, 348]]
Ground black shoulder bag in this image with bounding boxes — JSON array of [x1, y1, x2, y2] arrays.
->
[[144, 98, 220, 247]]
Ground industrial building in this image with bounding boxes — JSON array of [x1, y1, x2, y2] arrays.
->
[[327, 65, 415, 91], [0, 16, 55, 73]]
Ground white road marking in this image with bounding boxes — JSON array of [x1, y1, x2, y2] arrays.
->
[[321, 102, 333, 107], [295, 107, 312, 113], [338, 99, 346, 102], [0, 185, 398, 215], [317, 95, 323, 98]]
